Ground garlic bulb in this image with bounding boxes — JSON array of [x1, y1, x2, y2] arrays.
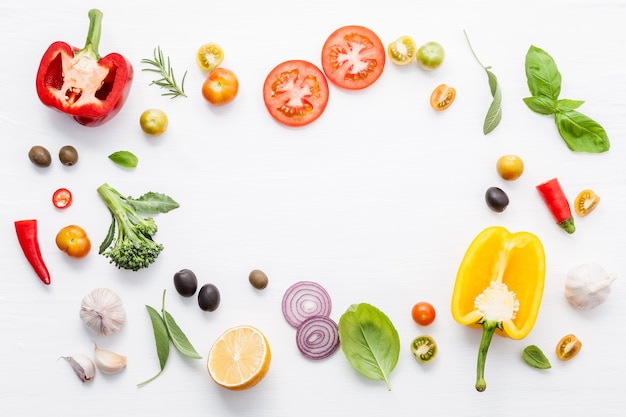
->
[[62, 353, 96, 382], [93, 343, 127, 374], [79, 288, 127, 336], [565, 263, 617, 310]]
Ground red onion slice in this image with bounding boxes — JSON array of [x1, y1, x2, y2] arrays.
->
[[282, 281, 332, 328], [295, 316, 340, 360]]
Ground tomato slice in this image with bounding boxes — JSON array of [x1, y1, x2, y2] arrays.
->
[[387, 35, 417, 65], [52, 188, 72, 209], [321, 25, 386, 90], [430, 84, 456, 110], [263, 60, 329, 127]]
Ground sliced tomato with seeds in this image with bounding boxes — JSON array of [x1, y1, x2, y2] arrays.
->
[[52, 188, 72, 209], [321, 25, 386, 90], [263, 60, 329, 127], [430, 84, 456, 111]]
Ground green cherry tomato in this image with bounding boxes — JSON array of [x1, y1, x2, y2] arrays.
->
[[411, 335, 437, 364], [140, 109, 168, 136], [416, 41, 445, 70]]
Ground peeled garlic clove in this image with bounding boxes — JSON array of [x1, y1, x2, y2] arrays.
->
[[93, 343, 127, 374], [62, 353, 96, 382], [79, 288, 127, 336], [565, 263, 617, 310]]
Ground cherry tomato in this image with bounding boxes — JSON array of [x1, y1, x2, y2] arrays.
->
[[411, 302, 436, 326], [410, 335, 437, 363], [55, 225, 91, 258], [387, 35, 417, 65], [321, 25, 386, 90], [556, 334, 582, 361], [196, 42, 224, 72], [263, 60, 329, 127], [496, 155, 524, 181], [202, 68, 239, 106], [52, 188, 73, 209], [574, 189, 600, 217], [416, 41, 445, 70], [430, 84, 456, 111], [140, 109, 168, 136]]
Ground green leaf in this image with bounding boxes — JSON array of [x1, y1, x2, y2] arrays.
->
[[338, 303, 400, 390], [108, 150, 138, 168], [555, 110, 610, 153], [137, 305, 170, 387], [525, 45, 562, 100], [523, 96, 558, 115], [98, 209, 116, 254], [162, 309, 202, 359], [483, 70, 502, 135], [523, 345, 551, 369], [124, 192, 180, 214], [556, 99, 585, 112]]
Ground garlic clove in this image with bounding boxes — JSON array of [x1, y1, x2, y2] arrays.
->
[[93, 343, 127, 374], [565, 263, 617, 310], [62, 353, 96, 382], [79, 288, 127, 336]]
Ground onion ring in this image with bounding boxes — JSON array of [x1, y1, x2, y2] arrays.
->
[[282, 281, 332, 328], [295, 316, 340, 360]]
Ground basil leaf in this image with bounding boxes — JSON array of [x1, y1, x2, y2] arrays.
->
[[556, 99, 585, 112], [98, 209, 116, 254], [138, 305, 170, 387], [525, 45, 561, 100], [483, 69, 502, 134], [523, 96, 558, 115], [162, 310, 202, 359], [125, 192, 180, 214], [523, 345, 551, 369], [108, 150, 138, 168], [338, 303, 400, 390], [555, 110, 610, 153]]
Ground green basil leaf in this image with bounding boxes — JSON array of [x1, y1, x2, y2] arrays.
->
[[98, 209, 116, 255], [338, 303, 400, 391], [108, 150, 139, 168], [523, 345, 551, 369], [556, 99, 585, 112], [137, 305, 170, 387], [555, 110, 610, 153], [525, 45, 562, 100], [483, 69, 502, 135], [124, 192, 180, 214], [523, 96, 558, 115]]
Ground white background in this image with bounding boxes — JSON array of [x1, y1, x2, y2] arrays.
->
[[1, 0, 625, 416]]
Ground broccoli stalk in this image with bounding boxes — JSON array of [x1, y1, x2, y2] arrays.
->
[[96, 183, 179, 271]]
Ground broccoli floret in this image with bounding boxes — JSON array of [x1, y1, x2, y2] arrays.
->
[[97, 183, 179, 271]]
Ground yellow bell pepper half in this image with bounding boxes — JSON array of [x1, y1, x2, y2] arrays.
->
[[451, 226, 545, 392]]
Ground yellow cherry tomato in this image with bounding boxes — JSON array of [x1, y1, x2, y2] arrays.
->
[[387, 35, 417, 65], [55, 225, 91, 258], [496, 155, 524, 181], [196, 43, 224, 72], [430, 84, 456, 111], [574, 189, 600, 217], [556, 334, 582, 361], [139, 109, 168, 136]]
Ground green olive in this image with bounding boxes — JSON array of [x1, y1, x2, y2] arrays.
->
[[59, 145, 79, 166], [28, 145, 51, 167], [249, 269, 269, 290], [410, 335, 437, 364]]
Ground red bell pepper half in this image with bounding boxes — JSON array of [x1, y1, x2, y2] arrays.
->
[[536, 178, 576, 234], [35, 9, 133, 127]]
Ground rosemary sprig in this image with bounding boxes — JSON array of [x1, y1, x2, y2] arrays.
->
[[141, 46, 187, 98]]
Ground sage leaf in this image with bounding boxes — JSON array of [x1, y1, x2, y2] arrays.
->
[[338, 303, 400, 390], [525, 45, 561, 100], [98, 209, 116, 255], [138, 305, 170, 387], [523, 96, 558, 115], [555, 110, 610, 153], [162, 309, 202, 359], [125, 192, 180, 214], [108, 150, 139, 168], [523, 345, 551, 369]]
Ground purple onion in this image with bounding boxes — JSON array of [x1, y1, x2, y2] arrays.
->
[[281, 281, 332, 328], [295, 316, 340, 360]]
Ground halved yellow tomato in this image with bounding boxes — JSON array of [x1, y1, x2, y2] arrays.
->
[[430, 84, 456, 111], [574, 189, 600, 217], [387, 35, 417, 65], [196, 43, 224, 72]]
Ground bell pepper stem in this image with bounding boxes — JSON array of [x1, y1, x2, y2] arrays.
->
[[475, 320, 499, 392], [78, 9, 103, 60]]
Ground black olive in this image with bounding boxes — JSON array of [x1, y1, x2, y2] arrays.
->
[[173, 269, 198, 297], [198, 283, 221, 312], [28, 145, 51, 167], [249, 269, 269, 290], [59, 145, 79, 166], [485, 186, 509, 213]]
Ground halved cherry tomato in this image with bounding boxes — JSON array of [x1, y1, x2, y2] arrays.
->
[[387, 35, 417, 65], [574, 189, 600, 217], [55, 225, 91, 258], [321, 25, 386, 90], [411, 301, 436, 326], [430, 84, 456, 111], [202, 68, 239, 106], [52, 188, 72, 209], [263, 60, 329, 127], [196, 42, 224, 72], [556, 334, 582, 361]]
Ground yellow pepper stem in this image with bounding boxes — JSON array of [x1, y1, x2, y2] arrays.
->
[[476, 320, 499, 392]]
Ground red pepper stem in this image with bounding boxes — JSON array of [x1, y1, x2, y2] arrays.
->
[[475, 320, 499, 392], [79, 9, 103, 61]]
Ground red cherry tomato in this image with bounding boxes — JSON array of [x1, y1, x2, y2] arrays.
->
[[321, 25, 386, 90], [411, 301, 436, 326], [55, 225, 91, 258], [263, 60, 329, 127], [202, 68, 239, 106], [52, 188, 73, 209]]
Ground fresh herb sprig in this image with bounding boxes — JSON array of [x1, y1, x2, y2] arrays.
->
[[464, 30, 502, 135], [523, 45, 609, 153], [141, 46, 188, 98]]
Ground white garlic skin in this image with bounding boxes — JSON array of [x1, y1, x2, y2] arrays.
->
[[62, 353, 96, 382], [79, 288, 127, 336], [565, 263, 617, 310], [93, 343, 127, 374]]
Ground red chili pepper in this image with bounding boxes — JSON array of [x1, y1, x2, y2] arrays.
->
[[14, 219, 51, 285], [536, 178, 575, 234], [35, 9, 133, 127]]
